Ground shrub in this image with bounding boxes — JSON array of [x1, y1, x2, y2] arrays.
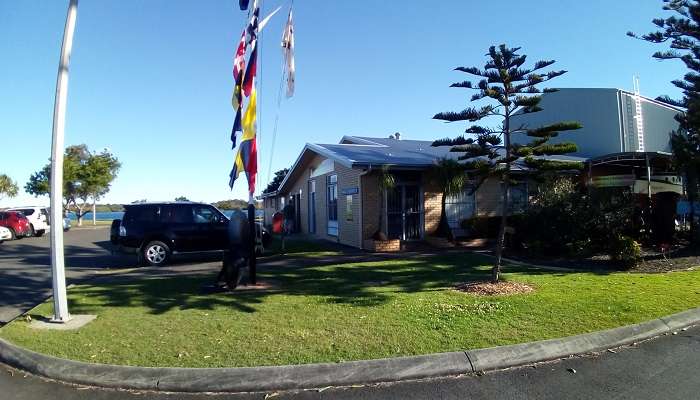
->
[[609, 235, 642, 269], [519, 177, 637, 257]]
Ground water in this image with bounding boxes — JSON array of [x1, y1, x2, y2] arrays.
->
[[67, 211, 124, 221], [67, 209, 263, 221]]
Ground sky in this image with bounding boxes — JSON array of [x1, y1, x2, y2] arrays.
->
[[0, 0, 689, 208]]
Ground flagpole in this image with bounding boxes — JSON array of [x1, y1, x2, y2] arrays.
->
[[248, 0, 260, 286], [50, 0, 78, 323], [248, 193, 257, 285]]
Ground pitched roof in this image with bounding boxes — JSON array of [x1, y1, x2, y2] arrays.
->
[[262, 135, 586, 197], [311, 136, 459, 168]]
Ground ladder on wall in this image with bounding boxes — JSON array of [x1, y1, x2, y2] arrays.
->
[[633, 76, 645, 152]]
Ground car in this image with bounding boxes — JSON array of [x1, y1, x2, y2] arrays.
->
[[0, 211, 32, 239], [6, 206, 50, 237], [114, 202, 268, 266], [115, 202, 231, 266], [0, 226, 12, 244]]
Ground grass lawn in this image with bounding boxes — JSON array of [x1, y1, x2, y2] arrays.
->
[[1, 252, 699, 368], [71, 219, 114, 228]]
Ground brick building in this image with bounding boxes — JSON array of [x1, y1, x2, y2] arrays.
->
[[260, 134, 583, 250]]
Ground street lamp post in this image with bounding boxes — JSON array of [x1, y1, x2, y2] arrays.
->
[[49, 0, 79, 323]]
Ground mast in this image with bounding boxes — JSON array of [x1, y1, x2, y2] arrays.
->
[[49, 0, 79, 322]]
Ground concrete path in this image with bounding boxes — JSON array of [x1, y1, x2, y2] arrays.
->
[[0, 228, 225, 325], [0, 228, 134, 325], [2, 325, 698, 399]]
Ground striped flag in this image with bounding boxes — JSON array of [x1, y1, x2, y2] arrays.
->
[[281, 9, 295, 98], [229, 89, 258, 192], [229, 0, 259, 193], [230, 29, 247, 147], [242, 3, 259, 97]]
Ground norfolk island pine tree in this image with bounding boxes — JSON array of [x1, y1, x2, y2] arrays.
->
[[432, 44, 582, 282], [628, 0, 700, 244]]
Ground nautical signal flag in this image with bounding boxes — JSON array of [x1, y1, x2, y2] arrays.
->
[[230, 29, 247, 147], [229, 89, 258, 193], [239, 0, 249, 11], [281, 9, 295, 98], [229, 0, 259, 193]]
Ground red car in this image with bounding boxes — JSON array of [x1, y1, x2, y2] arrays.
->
[[0, 211, 32, 239]]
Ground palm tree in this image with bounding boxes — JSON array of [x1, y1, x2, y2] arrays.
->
[[373, 166, 396, 241], [0, 174, 19, 201], [430, 159, 468, 240]]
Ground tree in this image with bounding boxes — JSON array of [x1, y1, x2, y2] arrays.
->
[[262, 168, 289, 194], [175, 196, 190, 201], [0, 174, 19, 201], [25, 145, 121, 225], [433, 45, 582, 282], [429, 159, 468, 240], [373, 166, 396, 241], [628, 0, 700, 242], [212, 199, 253, 210]]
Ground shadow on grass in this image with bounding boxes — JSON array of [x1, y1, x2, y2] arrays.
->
[[68, 252, 591, 316]]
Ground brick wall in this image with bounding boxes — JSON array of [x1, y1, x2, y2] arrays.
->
[[362, 173, 380, 242], [422, 174, 442, 236], [336, 163, 362, 248]]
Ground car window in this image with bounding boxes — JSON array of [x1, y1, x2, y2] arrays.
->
[[193, 206, 218, 224], [125, 206, 159, 223], [19, 209, 35, 216], [162, 205, 193, 223]]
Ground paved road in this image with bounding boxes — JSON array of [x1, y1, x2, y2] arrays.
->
[[2, 325, 699, 399], [0, 227, 134, 324]]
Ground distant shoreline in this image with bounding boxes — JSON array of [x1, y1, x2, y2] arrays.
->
[[66, 209, 262, 221]]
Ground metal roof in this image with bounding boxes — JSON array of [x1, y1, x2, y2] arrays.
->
[[265, 135, 587, 196]]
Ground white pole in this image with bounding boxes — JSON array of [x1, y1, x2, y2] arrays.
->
[[49, 0, 78, 323]]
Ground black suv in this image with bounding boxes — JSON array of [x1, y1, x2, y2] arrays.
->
[[113, 202, 229, 266]]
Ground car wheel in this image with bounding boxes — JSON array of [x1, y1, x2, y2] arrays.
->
[[141, 240, 170, 266], [28, 224, 35, 237], [8, 229, 16, 241], [35, 229, 45, 237]]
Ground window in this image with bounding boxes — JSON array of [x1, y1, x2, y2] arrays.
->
[[345, 195, 353, 221], [193, 205, 218, 223], [497, 182, 528, 214], [125, 206, 159, 223], [327, 175, 338, 222], [445, 185, 476, 228], [327, 175, 338, 236], [162, 205, 193, 223]]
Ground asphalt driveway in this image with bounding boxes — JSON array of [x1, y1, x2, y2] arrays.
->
[[0, 227, 134, 324]]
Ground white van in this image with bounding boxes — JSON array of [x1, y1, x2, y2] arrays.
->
[[6, 206, 50, 237]]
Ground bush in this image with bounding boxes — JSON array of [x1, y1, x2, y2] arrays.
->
[[519, 177, 637, 258], [609, 235, 642, 269]]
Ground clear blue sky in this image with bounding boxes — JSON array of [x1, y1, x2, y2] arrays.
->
[[0, 0, 687, 207]]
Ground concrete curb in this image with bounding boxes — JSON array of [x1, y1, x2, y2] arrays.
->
[[1, 307, 698, 393]]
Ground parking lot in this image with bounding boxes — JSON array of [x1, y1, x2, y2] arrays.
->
[[0, 227, 136, 324]]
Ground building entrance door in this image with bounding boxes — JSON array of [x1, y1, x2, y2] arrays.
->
[[387, 184, 422, 240]]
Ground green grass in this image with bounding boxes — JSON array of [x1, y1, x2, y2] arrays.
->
[[1, 253, 698, 368], [71, 219, 114, 228]]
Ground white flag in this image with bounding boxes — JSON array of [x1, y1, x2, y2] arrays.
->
[[281, 9, 295, 98]]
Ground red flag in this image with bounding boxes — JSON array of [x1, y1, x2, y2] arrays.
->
[[232, 29, 246, 81]]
